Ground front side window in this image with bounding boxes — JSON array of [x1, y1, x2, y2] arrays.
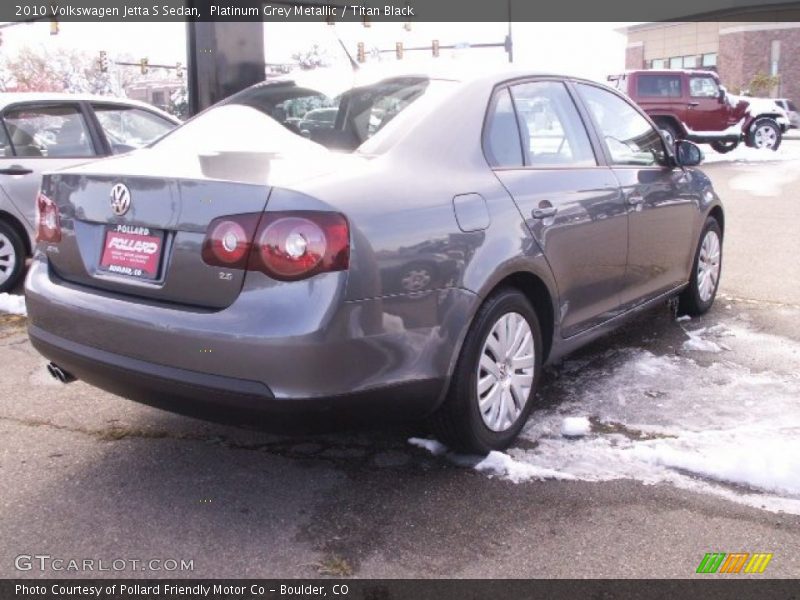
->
[[484, 88, 523, 168], [577, 83, 667, 167], [689, 76, 719, 98], [2, 104, 94, 158], [93, 105, 176, 154], [510, 81, 596, 168], [637, 74, 682, 98]]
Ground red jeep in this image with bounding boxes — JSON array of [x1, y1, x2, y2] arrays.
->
[[609, 69, 790, 153]]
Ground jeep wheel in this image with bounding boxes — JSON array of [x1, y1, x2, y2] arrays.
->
[[749, 118, 782, 151], [710, 140, 739, 154]]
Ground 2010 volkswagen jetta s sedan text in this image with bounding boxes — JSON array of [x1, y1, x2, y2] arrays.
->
[[25, 72, 723, 453]]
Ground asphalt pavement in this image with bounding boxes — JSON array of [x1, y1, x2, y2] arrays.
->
[[1, 146, 799, 578]]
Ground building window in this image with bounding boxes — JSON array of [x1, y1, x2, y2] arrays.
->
[[669, 56, 683, 69], [651, 58, 666, 69], [702, 53, 717, 68], [770, 40, 780, 76], [683, 55, 699, 69]]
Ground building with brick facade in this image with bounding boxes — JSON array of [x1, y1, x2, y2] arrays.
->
[[621, 12, 800, 106]]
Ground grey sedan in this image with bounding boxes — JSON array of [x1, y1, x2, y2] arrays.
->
[[25, 73, 723, 452]]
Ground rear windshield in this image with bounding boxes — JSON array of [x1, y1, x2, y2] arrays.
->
[[149, 76, 455, 156], [230, 76, 447, 152]]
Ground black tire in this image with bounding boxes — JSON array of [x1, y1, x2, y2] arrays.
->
[[678, 217, 722, 316], [747, 118, 782, 151], [710, 140, 739, 154], [0, 220, 26, 294], [429, 287, 543, 454]]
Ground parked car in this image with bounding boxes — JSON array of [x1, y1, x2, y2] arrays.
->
[[608, 69, 790, 153], [25, 73, 723, 453], [297, 107, 338, 137], [774, 98, 800, 129], [0, 93, 180, 292]]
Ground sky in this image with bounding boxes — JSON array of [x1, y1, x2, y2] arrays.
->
[[0, 21, 629, 83]]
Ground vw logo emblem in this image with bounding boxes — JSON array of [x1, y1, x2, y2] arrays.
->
[[110, 183, 131, 216]]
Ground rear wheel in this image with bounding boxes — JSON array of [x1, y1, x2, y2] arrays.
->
[[430, 288, 542, 453], [748, 118, 782, 150], [0, 221, 26, 294], [710, 140, 739, 154], [678, 217, 722, 316]]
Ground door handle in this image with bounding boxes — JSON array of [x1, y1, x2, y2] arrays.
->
[[0, 166, 33, 175], [532, 204, 557, 219], [687, 102, 699, 108]]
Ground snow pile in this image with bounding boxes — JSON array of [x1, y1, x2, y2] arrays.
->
[[474, 451, 576, 484], [682, 328, 723, 353], [474, 320, 800, 513], [0, 293, 26, 316], [635, 436, 800, 497], [561, 416, 591, 437]]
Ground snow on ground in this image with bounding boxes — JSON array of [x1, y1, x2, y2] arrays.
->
[[0, 293, 26, 316], [703, 141, 800, 165], [561, 416, 591, 437], [410, 319, 800, 514]]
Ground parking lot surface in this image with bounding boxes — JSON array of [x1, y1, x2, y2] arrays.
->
[[2, 145, 800, 578]]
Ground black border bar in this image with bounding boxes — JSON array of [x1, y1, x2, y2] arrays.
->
[[2, 0, 800, 22]]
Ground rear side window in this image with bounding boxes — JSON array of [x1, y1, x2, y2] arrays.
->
[[510, 81, 596, 168], [485, 88, 523, 168], [3, 104, 95, 158], [787, 101, 797, 111], [576, 83, 667, 167], [636, 74, 682, 98]]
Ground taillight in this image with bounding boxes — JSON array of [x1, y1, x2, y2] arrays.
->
[[201, 213, 261, 270], [36, 192, 61, 243], [201, 211, 349, 281]]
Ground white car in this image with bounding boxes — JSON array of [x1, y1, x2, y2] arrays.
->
[[774, 98, 799, 129], [0, 93, 180, 292]]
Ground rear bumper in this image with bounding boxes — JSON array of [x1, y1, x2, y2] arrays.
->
[[29, 325, 444, 426], [25, 256, 475, 423]]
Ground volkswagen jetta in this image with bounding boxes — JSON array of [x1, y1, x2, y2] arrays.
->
[[25, 72, 723, 452]]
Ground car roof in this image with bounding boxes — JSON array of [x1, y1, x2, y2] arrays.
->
[[0, 92, 180, 122]]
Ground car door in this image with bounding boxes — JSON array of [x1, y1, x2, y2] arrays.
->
[[486, 80, 628, 337], [0, 102, 101, 229], [573, 82, 700, 308], [89, 103, 178, 155], [682, 74, 728, 133]]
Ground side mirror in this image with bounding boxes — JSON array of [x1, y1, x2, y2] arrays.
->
[[718, 85, 727, 104], [675, 140, 704, 167]]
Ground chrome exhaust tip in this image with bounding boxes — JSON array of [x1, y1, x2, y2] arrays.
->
[[47, 362, 76, 384]]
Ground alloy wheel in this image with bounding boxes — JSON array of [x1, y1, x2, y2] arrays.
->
[[0, 232, 17, 287], [753, 124, 778, 149], [476, 311, 535, 432], [697, 229, 721, 302]]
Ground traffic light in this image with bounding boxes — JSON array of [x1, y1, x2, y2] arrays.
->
[[50, 19, 59, 35], [432, 40, 440, 57], [357, 42, 366, 64], [98, 51, 109, 73], [140, 58, 149, 74], [396, 42, 403, 60]]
